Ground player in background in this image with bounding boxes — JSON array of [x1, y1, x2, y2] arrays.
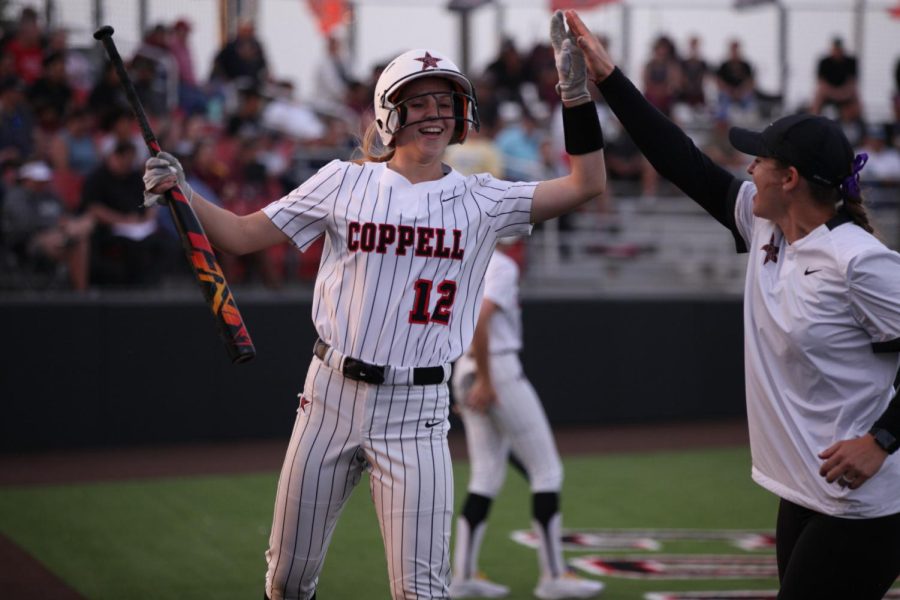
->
[[564, 9, 900, 599], [143, 12, 605, 600], [448, 242, 605, 600]]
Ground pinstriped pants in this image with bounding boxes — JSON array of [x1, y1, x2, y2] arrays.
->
[[265, 356, 453, 600]]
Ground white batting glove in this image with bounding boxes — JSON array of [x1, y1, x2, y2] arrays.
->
[[550, 10, 591, 107], [142, 151, 192, 208]]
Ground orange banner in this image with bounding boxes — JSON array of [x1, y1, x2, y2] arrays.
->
[[549, 0, 620, 10], [306, 0, 348, 34]]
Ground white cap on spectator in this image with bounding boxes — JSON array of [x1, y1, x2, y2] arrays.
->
[[19, 161, 53, 182]]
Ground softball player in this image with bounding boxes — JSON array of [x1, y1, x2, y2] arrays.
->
[[144, 12, 606, 600], [566, 10, 900, 599], [449, 245, 604, 600]]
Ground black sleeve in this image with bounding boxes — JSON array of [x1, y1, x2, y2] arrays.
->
[[596, 68, 746, 251]]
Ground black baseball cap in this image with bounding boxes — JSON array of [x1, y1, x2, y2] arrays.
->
[[729, 113, 853, 188]]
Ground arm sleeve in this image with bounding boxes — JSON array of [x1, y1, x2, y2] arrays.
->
[[596, 68, 744, 244], [849, 250, 900, 438], [262, 159, 345, 252]]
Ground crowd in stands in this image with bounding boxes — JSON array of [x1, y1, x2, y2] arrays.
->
[[1, 5, 899, 293]]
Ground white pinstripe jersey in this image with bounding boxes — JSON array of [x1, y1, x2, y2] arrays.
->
[[263, 159, 535, 368]]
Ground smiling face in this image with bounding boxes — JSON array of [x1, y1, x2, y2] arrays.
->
[[392, 76, 456, 159], [748, 156, 791, 220]]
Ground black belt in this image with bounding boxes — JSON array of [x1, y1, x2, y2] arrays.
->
[[313, 339, 445, 385]]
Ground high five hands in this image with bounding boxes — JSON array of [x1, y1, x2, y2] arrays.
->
[[562, 10, 616, 84]]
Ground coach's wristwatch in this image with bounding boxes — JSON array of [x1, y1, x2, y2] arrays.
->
[[869, 427, 900, 454]]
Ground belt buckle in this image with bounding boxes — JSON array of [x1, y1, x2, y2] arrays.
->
[[343, 357, 385, 385]]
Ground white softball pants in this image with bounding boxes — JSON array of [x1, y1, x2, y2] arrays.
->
[[265, 356, 454, 600], [451, 353, 563, 496]]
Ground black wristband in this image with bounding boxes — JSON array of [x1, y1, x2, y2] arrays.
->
[[562, 101, 604, 155]]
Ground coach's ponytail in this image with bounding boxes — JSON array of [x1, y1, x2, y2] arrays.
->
[[352, 122, 394, 164], [841, 192, 875, 234], [839, 153, 875, 234]]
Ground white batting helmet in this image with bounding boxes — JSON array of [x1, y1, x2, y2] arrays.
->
[[374, 49, 479, 147]]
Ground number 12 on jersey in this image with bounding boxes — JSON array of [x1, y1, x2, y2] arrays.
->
[[409, 279, 457, 325]]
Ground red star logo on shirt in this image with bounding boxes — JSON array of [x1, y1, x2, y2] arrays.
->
[[761, 233, 779, 265], [414, 52, 442, 71], [298, 394, 311, 413]]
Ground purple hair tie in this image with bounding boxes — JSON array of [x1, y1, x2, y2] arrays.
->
[[840, 152, 868, 199]]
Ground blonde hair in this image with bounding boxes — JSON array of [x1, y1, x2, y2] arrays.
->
[[351, 122, 394, 165]]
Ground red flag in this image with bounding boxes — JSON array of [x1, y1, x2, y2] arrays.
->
[[549, 0, 621, 11], [306, 0, 348, 35], [889, 2, 900, 18]]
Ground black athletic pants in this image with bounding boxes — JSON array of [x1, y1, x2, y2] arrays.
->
[[776, 498, 900, 600]]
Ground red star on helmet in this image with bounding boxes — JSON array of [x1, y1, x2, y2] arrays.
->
[[414, 52, 442, 71]]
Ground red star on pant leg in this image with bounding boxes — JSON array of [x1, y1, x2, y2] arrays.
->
[[762, 233, 779, 265], [298, 394, 311, 413], [414, 52, 442, 70]]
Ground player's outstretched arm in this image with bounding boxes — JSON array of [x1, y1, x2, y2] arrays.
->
[[531, 10, 606, 224], [144, 153, 288, 256]]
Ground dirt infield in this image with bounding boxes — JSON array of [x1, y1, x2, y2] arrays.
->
[[0, 419, 748, 599]]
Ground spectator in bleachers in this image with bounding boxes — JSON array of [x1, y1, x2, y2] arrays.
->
[[525, 41, 560, 110], [190, 138, 229, 198], [857, 124, 900, 193], [444, 116, 503, 178], [47, 28, 91, 105], [703, 118, 748, 175], [48, 107, 98, 177], [218, 135, 285, 288], [1, 161, 94, 290], [212, 19, 268, 85], [226, 81, 267, 138], [47, 107, 100, 210], [26, 51, 73, 131], [80, 141, 165, 286], [98, 109, 149, 168], [485, 37, 531, 106], [261, 79, 327, 142], [131, 54, 168, 119], [315, 34, 352, 107], [0, 76, 34, 163], [3, 7, 44, 86], [168, 18, 206, 116], [715, 39, 756, 122], [642, 35, 681, 118], [678, 35, 709, 110], [811, 37, 861, 124], [494, 103, 543, 181], [88, 62, 130, 130]]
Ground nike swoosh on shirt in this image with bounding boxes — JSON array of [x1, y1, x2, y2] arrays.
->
[[804, 267, 822, 275]]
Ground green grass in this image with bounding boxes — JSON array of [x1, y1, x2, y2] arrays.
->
[[0, 446, 780, 599]]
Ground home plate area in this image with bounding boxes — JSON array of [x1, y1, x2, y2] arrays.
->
[[510, 529, 900, 599]]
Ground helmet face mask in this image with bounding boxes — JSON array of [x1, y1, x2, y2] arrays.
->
[[374, 49, 479, 147]]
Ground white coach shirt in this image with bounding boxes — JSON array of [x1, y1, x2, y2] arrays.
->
[[263, 160, 535, 369], [733, 181, 900, 518]]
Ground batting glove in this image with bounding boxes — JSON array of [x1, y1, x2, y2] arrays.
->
[[550, 10, 591, 107], [142, 151, 193, 208]]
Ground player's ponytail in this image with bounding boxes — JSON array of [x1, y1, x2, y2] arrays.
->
[[353, 121, 395, 164]]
